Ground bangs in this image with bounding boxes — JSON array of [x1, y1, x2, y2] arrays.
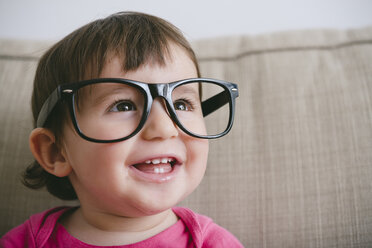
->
[[69, 12, 197, 80]]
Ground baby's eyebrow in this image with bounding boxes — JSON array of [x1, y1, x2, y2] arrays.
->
[[80, 84, 138, 107], [173, 85, 200, 97]]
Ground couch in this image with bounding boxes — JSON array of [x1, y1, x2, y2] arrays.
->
[[1, 26, 372, 247]]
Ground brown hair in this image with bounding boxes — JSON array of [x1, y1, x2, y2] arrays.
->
[[23, 11, 200, 200]]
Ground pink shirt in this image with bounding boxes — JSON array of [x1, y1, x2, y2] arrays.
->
[[1, 207, 243, 247]]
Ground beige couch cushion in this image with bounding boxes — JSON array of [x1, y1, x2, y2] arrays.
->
[[1, 27, 372, 247], [183, 27, 372, 247]]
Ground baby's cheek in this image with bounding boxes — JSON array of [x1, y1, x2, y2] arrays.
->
[[187, 138, 209, 174]]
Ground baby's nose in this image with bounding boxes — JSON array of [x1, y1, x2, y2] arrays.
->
[[140, 99, 178, 140]]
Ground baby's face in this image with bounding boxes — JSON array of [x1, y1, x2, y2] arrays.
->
[[60, 44, 209, 217]]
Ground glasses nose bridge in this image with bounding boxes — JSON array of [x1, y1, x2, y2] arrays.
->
[[147, 82, 173, 113], [148, 83, 169, 99], [148, 83, 173, 111]]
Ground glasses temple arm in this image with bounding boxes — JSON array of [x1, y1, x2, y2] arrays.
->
[[202, 91, 230, 117], [36, 88, 61, 127]]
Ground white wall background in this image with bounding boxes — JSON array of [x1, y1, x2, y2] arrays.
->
[[0, 0, 371, 41]]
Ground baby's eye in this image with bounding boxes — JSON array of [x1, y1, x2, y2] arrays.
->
[[109, 100, 137, 112], [174, 99, 194, 111]]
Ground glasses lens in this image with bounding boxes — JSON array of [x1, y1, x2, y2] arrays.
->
[[73, 82, 145, 140], [172, 81, 231, 137]]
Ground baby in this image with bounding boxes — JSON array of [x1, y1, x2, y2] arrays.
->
[[1, 11, 242, 247]]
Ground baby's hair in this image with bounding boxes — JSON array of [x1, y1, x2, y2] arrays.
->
[[23, 11, 200, 200]]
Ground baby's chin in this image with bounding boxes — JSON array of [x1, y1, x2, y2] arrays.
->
[[129, 186, 197, 217], [128, 172, 203, 215]]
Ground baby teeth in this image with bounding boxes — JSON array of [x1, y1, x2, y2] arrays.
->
[[154, 167, 165, 174], [152, 159, 161, 164], [145, 158, 173, 165]]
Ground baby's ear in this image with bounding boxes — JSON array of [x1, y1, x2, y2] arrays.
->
[[29, 128, 72, 177]]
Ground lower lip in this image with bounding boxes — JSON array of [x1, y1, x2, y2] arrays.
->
[[128, 164, 181, 183]]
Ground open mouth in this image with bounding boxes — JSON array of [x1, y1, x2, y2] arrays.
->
[[132, 157, 179, 174], [129, 156, 181, 183]]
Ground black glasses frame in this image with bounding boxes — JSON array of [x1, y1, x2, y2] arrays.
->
[[37, 78, 239, 143]]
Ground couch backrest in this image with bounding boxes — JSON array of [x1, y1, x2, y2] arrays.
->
[[184, 27, 372, 247], [1, 27, 372, 247]]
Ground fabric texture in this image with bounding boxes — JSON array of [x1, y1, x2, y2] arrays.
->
[[0, 207, 243, 247], [1, 26, 372, 247], [186, 27, 372, 247]]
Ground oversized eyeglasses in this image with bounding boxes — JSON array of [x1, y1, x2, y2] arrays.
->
[[37, 78, 239, 143]]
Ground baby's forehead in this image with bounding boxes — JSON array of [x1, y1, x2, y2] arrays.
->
[[98, 46, 197, 83], [103, 42, 192, 68]]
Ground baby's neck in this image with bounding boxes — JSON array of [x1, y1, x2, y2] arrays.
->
[[60, 207, 179, 246]]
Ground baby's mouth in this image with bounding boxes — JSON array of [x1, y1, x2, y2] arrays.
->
[[133, 158, 177, 174]]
